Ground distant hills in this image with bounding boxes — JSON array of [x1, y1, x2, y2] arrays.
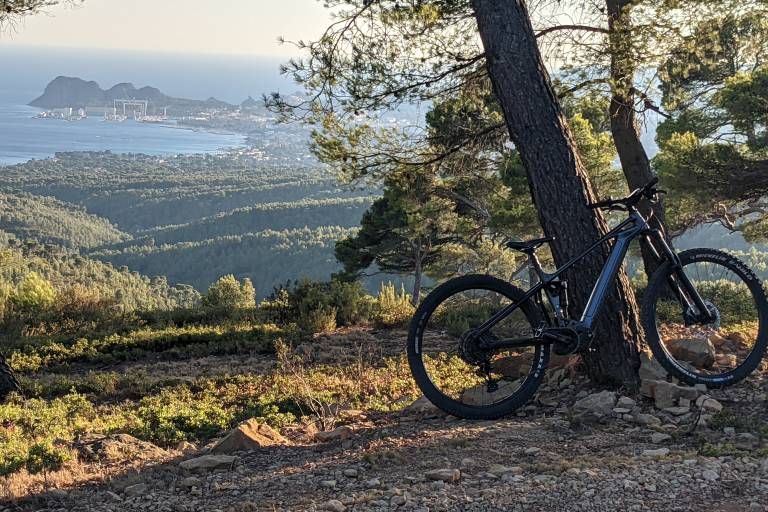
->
[[29, 76, 234, 114]]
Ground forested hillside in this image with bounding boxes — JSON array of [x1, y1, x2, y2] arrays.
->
[[0, 191, 129, 248], [0, 234, 199, 312], [0, 151, 378, 296], [92, 226, 359, 293]]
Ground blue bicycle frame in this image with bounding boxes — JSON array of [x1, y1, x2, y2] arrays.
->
[[474, 208, 710, 351]]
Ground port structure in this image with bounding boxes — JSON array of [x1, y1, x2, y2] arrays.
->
[[114, 99, 149, 119]]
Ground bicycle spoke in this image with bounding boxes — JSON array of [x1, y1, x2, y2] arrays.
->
[[408, 276, 547, 418]]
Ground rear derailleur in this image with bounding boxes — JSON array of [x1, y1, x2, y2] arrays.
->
[[459, 329, 500, 393]]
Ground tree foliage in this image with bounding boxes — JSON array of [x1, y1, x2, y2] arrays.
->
[[202, 275, 256, 310], [0, 0, 83, 31], [655, 12, 768, 240]]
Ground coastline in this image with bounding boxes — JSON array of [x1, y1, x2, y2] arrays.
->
[[0, 100, 247, 166]]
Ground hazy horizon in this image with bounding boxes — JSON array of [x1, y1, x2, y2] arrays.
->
[[1, 0, 330, 57], [1, 46, 297, 104]]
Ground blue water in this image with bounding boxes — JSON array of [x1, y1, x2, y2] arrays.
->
[[0, 46, 299, 165], [0, 92, 246, 165]]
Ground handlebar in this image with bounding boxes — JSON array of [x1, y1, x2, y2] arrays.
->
[[588, 177, 666, 211]]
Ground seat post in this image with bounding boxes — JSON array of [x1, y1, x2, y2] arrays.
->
[[527, 251, 545, 286]]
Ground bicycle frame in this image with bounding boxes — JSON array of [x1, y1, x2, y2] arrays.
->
[[475, 209, 713, 352]]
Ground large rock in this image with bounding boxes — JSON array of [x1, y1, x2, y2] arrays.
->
[[492, 354, 534, 379], [425, 468, 461, 482], [665, 338, 716, 368], [652, 380, 701, 409], [75, 433, 168, 462], [314, 426, 354, 443], [179, 454, 238, 471], [123, 483, 147, 497], [639, 350, 668, 381], [320, 500, 346, 512], [176, 440, 198, 455], [210, 419, 288, 454], [402, 395, 443, 417], [642, 448, 670, 458], [571, 390, 617, 423]]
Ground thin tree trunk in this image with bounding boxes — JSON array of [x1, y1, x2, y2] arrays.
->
[[472, 0, 642, 386], [412, 240, 422, 306], [606, 0, 668, 277]]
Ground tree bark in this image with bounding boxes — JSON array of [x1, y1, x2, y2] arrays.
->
[[412, 239, 422, 306], [471, 0, 642, 386], [606, 0, 668, 277]]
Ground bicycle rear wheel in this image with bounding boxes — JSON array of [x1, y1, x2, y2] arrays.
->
[[642, 249, 768, 387], [407, 275, 548, 419]]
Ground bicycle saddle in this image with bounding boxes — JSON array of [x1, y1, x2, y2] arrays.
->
[[505, 236, 554, 253]]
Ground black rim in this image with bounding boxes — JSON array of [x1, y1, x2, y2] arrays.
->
[[413, 282, 545, 409], [651, 254, 764, 382]]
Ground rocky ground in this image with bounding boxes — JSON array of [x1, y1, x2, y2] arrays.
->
[[6, 327, 768, 512]]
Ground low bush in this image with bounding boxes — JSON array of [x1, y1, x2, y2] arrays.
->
[[263, 279, 374, 333], [260, 287, 293, 325], [130, 386, 236, 446], [8, 323, 288, 373], [300, 306, 338, 333], [0, 343, 487, 482], [373, 282, 414, 327], [695, 280, 758, 326], [25, 441, 70, 484], [650, 278, 759, 328]]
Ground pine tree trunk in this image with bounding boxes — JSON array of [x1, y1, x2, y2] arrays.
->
[[471, 0, 642, 386], [606, 0, 668, 277], [412, 240, 422, 306]]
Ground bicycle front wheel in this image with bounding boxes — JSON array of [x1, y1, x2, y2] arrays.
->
[[407, 275, 548, 420], [642, 249, 768, 387]]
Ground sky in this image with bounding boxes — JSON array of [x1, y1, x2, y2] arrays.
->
[[1, 0, 332, 57]]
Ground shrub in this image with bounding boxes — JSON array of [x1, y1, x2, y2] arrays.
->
[[25, 442, 70, 482], [329, 280, 375, 326], [0, 281, 10, 322], [11, 272, 56, 313], [284, 279, 376, 333], [651, 278, 758, 328], [131, 386, 234, 446], [260, 287, 293, 325], [52, 284, 122, 332], [373, 282, 414, 327], [696, 280, 757, 326], [0, 447, 26, 480], [299, 306, 338, 333], [202, 275, 256, 311], [436, 301, 497, 337]]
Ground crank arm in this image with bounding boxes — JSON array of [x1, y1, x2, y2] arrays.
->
[[478, 337, 549, 351]]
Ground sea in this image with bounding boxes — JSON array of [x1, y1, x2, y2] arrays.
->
[[0, 46, 295, 165]]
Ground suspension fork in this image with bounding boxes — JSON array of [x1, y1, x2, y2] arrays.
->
[[644, 229, 714, 322]]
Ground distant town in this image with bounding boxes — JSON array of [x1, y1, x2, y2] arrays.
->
[[27, 75, 425, 164]]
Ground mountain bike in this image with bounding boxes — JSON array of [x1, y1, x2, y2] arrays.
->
[[407, 178, 768, 420]]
